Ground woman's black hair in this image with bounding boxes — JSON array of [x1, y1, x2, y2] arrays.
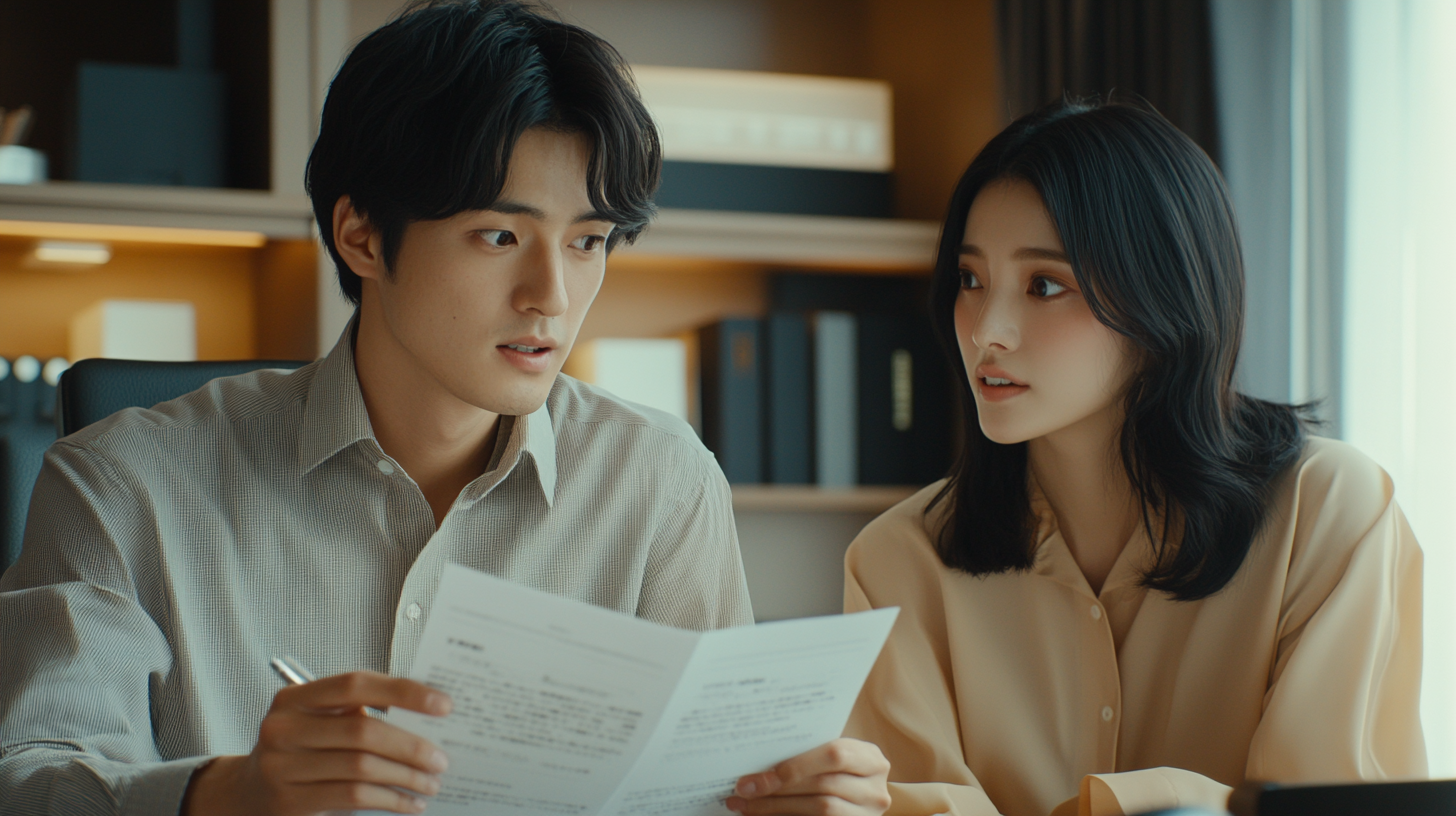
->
[[926, 98, 1307, 601], [306, 0, 660, 305]]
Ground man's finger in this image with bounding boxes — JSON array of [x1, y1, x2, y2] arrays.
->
[[274, 671, 452, 716], [290, 780, 430, 815], [266, 711, 450, 774], [262, 748, 444, 797]]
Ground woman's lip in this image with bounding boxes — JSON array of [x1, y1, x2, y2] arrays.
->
[[496, 344, 554, 374], [976, 379, 1030, 403]]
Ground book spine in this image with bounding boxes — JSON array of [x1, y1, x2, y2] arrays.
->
[[698, 320, 763, 483], [814, 312, 857, 488], [764, 313, 812, 484]]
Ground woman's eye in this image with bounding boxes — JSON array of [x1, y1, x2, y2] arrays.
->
[[958, 269, 983, 290], [1031, 276, 1068, 297], [480, 229, 515, 247], [572, 234, 606, 252]]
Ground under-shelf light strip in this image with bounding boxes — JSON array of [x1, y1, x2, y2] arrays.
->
[[0, 219, 267, 248]]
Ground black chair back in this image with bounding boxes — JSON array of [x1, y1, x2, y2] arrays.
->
[[0, 358, 306, 572], [56, 358, 307, 437]]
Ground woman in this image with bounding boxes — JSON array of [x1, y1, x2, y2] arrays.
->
[[733, 100, 1425, 816]]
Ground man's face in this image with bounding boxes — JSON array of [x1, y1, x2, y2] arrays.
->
[[354, 128, 614, 416]]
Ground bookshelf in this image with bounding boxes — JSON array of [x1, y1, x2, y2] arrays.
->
[[0, 0, 1000, 618]]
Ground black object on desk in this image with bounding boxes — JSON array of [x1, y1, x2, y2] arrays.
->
[[1229, 778, 1456, 815]]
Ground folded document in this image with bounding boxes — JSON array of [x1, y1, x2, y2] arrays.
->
[[390, 563, 898, 816]]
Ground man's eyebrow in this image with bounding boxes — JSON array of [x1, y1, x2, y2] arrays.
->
[[485, 201, 615, 226], [958, 243, 1069, 263], [573, 209, 615, 225], [487, 200, 546, 219]]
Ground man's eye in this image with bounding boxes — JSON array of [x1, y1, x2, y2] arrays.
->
[[572, 234, 606, 252], [958, 269, 983, 290], [1031, 276, 1068, 297], [480, 230, 515, 247]]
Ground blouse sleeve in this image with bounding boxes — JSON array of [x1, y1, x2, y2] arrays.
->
[[1243, 459, 1426, 780], [842, 537, 1006, 816], [1078, 444, 1427, 814]]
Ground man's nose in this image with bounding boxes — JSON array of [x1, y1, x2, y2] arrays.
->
[[515, 243, 569, 317]]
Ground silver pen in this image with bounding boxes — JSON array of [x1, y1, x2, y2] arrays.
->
[[269, 655, 317, 686]]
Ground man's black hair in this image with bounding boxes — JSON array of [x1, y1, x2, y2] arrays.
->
[[306, 0, 661, 305]]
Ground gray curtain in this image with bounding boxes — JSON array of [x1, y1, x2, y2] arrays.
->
[[996, 0, 1222, 162]]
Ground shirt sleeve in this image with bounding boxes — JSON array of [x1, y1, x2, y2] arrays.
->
[[0, 442, 210, 816], [634, 444, 753, 630], [842, 538, 1006, 816]]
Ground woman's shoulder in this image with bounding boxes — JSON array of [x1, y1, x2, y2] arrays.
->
[[846, 480, 950, 579], [1260, 436, 1407, 586], [1280, 436, 1395, 529]]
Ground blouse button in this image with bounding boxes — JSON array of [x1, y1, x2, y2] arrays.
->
[[1101, 705, 1115, 722], [406, 602, 422, 621], [377, 459, 396, 475], [1090, 605, 1103, 620]]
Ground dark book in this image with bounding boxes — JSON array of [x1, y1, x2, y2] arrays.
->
[[770, 273, 956, 487], [856, 313, 954, 486], [657, 161, 893, 219], [763, 312, 813, 484], [698, 319, 763, 484]]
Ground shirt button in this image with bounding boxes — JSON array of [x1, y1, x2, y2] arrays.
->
[[1090, 605, 1103, 620], [377, 459, 396, 475], [1101, 705, 1115, 722], [406, 602, 422, 621]]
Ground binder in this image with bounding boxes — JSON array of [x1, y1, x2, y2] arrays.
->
[[698, 319, 763, 483], [813, 312, 857, 488], [763, 313, 813, 484]]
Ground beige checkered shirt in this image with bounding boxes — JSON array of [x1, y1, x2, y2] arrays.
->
[[0, 330, 752, 816]]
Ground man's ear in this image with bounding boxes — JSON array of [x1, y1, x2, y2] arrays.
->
[[332, 195, 388, 283]]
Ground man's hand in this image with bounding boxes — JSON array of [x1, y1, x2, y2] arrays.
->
[[183, 671, 453, 816], [726, 738, 891, 816]]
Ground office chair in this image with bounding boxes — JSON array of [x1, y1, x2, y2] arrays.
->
[[55, 358, 308, 437], [0, 358, 306, 572]]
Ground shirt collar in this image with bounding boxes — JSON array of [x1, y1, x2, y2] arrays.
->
[[1028, 476, 1155, 600], [298, 316, 558, 508]]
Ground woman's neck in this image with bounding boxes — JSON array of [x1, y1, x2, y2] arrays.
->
[[1026, 406, 1140, 595]]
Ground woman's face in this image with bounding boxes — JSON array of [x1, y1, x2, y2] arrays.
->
[[954, 178, 1134, 446]]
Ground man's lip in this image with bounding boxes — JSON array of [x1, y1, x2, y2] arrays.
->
[[973, 364, 1026, 386], [498, 337, 556, 351]]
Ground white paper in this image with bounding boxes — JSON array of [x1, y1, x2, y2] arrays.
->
[[390, 564, 897, 816]]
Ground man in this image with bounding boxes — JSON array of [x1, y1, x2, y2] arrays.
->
[[0, 3, 754, 814]]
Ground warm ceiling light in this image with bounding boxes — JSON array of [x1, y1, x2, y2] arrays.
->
[[0, 219, 267, 248], [33, 240, 112, 265]]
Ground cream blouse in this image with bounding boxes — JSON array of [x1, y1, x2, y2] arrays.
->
[[842, 436, 1425, 816]]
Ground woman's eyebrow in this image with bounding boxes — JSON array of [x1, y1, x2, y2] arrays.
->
[[958, 244, 1069, 263]]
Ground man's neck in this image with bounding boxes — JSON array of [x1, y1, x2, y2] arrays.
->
[[352, 307, 501, 529]]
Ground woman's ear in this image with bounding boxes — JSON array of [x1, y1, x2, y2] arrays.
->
[[332, 195, 388, 283]]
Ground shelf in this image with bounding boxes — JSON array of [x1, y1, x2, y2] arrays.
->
[[0, 181, 314, 240], [0, 184, 941, 268], [623, 208, 941, 270], [730, 484, 920, 513]]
